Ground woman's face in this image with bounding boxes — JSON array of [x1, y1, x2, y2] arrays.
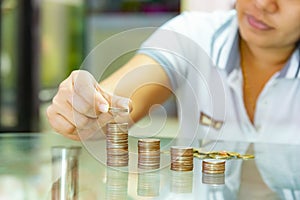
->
[[236, 0, 300, 49]]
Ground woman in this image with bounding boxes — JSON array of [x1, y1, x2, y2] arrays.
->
[[47, 0, 300, 143]]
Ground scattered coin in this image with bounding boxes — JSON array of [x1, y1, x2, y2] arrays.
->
[[238, 154, 255, 160], [193, 149, 254, 160]]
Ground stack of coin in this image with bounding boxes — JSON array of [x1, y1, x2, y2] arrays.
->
[[106, 122, 129, 167], [202, 159, 226, 174], [170, 146, 193, 171], [138, 139, 160, 169]]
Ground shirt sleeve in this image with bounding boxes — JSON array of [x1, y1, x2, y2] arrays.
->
[[137, 11, 232, 90]]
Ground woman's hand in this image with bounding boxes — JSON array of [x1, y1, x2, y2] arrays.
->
[[46, 70, 131, 140]]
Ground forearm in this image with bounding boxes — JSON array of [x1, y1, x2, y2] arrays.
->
[[100, 54, 172, 122]]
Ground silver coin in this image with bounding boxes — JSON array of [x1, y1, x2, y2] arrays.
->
[[109, 107, 129, 113]]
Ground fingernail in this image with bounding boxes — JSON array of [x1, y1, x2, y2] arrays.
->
[[99, 104, 109, 113]]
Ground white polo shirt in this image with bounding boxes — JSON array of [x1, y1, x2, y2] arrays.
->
[[138, 10, 300, 144]]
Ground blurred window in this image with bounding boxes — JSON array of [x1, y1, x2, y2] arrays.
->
[[1, 0, 20, 131]]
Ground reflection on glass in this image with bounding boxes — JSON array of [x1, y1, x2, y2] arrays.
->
[[137, 171, 160, 197], [253, 143, 300, 199], [171, 171, 193, 193], [202, 173, 225, 186], [51, 146, 82, 200], [106, 167, 128, 199]]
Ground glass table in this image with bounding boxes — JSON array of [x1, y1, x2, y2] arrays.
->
[[0, 132, 299, 200]]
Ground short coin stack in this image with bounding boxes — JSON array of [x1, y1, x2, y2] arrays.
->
[[138, 139, 160, 170], [202, 159, 226, 174], [106, 122, 129, 167], [170, 146, 193, 171]]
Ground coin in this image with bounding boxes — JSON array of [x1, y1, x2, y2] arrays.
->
[[208, 153, 230, 160], [193, 153, 208, 159], [193, 150, 254, 161], [227, 152, 240, 158], [238, 154, 255, 160], [109, 107, 129, 114]]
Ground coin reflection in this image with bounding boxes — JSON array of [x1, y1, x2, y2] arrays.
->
[[171, 171, 193, 193], [202, 173, 225, 186], [137, 171, 160, 197], [106, 167, 128, 200]]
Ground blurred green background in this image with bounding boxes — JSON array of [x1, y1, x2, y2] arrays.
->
[[0, 0, 179, 132]]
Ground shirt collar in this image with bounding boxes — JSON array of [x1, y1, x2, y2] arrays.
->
[[277, 45, 300, 79], [212, 15, 239, 73]]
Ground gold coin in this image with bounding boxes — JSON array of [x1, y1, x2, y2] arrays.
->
[[193, 148, 209, 155], [108, 107, 129, 113], [208, 154, 230, 160], [238, 154, 255, 160], [227, 152, 240, 158], [207, 151, 230, 159], [193, 153, 208, 159]]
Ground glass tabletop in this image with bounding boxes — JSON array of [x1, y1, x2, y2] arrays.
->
[[0, 132, 299, 200]]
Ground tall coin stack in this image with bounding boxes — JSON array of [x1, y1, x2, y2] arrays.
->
[[106, 122, 129, 167], [138, 139, 160, 170], [202, 159, 226, 174], [170, 146, 193, 171]]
